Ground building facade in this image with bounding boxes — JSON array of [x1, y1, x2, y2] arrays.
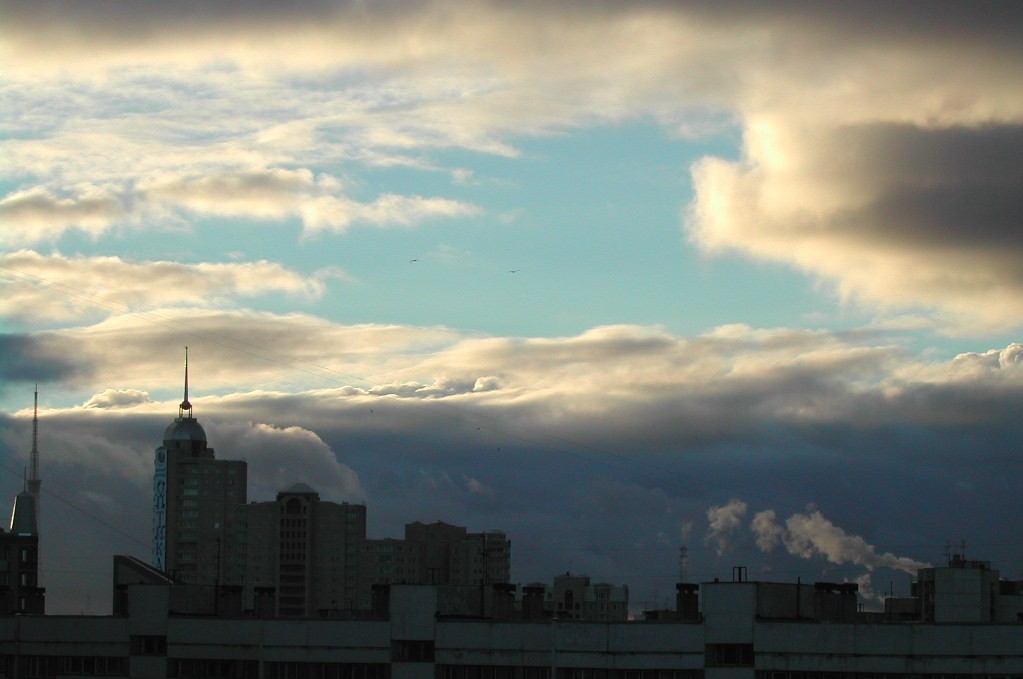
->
[[3, 560, 1023, 679], [526, 572, 629, 621], [358, 522, 511, 609], [0, 491, 44, 615], [242, 484, 367, 617]]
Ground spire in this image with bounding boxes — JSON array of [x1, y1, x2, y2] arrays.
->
[[179, 346, 193, 418], [27, 386, 41, 535]]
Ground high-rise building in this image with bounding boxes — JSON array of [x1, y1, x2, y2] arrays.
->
[[358, 521, 511, 609], [243, 484, 366, 617], [0, 490, 44, 614], [153, 349, 247, 586]]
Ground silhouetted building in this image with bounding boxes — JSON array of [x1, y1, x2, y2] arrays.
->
[[150, 352, 511, 617], [0, 491, 44, 614], [243, 484, 366, 617], [358, 521, 510, 609], [6, 560, 1023, 679], [915, 552, 1023, 623], [526, 572, 629, 620], [152, 350, 247, 586]]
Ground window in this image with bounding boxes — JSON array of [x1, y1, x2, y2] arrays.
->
[[391, 640, 434, 663], [705, 643, 753, 667], [558, 670, 608, 679], [19, 655, 128, 678], [168, 658, 258, 678], [262, 662, 387, 679]]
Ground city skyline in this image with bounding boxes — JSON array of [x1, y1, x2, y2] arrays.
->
[[1, 2, 1022, 614]]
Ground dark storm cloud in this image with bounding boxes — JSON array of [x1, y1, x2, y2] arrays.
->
[[683, 0, 1023, 45], [6, 1, 1020, 44], [0, 334, 82, 383], [830, 123, 1023, 251], [690, 122, 1023, 329]]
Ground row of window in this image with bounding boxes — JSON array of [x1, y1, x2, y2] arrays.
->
[[7, 654, 127, 678], [169, 658, 258, 678], [757, 674, 1023, 679], [758, 674, 1023, 679], [15, 656, 1013, 679], [177, 465, 241, 475], [439, 670, 704, 679], [437, 668, 701, 679], [182, 476, 239, 485], [263, 662, 389, 679]]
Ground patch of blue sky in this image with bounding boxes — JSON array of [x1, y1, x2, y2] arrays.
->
[[329, 121, 859, 338]]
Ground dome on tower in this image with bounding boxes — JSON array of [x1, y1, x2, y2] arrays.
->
[[164, 417, 207, 443]]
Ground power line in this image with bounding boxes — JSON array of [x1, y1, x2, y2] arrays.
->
[[0, 458, 150, 552]]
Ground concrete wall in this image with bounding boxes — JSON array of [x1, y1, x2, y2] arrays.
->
[[756, 621, 1023, 674], [703, 582, 756, 643]]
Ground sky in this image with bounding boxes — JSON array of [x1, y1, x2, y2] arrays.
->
[[1, 1, 1022, 615]]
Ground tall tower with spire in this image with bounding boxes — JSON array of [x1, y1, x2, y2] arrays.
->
[[0, 390, 46, 614], [153, 348, 248, 586]]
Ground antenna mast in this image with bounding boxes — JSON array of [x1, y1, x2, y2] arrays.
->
[[27, 385, 42, 533], [179, 346, 193, 417]]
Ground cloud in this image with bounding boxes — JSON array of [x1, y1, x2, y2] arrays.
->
[[300, 193, 481, 234], [211, 421, 363, 503], [0, 334, 81, 384], [2, 318, 1020, 613], [463, 476, 491, 495], [751, 507, 929, 575], [0, 169, 480, 246], [9, 312, 1023, 447], [705, 499, 747, 556], [0, 251, 331, 323], [5, 2, 1021, 331], [141, 169, 481, 235], [82, 389, 152, 410], [0, 188, 125, 246], [140, 168, 322, 220], [689, 121, 1023, 332]]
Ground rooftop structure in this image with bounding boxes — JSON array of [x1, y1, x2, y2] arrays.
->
[[3, 558, 1021, 679], [0, 490, 44, 615]]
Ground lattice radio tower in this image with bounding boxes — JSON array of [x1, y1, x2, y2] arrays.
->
[[27, 386, 42, 534]]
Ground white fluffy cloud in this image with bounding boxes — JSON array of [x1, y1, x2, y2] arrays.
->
[[300, 193, 482, 234], [82, 389, 152, 410], [0, 189, 125, 245], [0, 251, 333, 322], [211, 420, 363, 503]]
